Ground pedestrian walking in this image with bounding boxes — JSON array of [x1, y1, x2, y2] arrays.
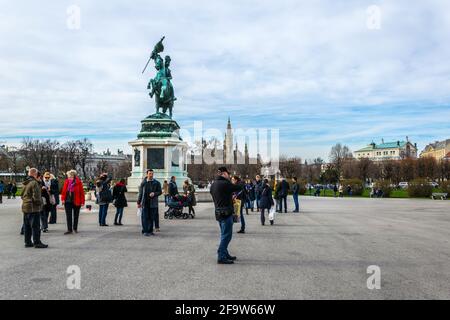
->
[[0, 180, 4, 204], [11, 183, 17, 199], [137, 169, 162, 236], [333, 184, 338, 197], [338, 184, 344, 197], [112, 179, 128, 225], [259, 179, 274, 226], [245, 179, 255, 213], [254, 175, 262, 212], [183, 179, 196, 217], [96, 173, 112, 226], [21, 168, 48, 248], [61, 170, 85, 234], [48, 175, 59, 224], [163, 180, 169, 206], [210, 167, 242, 264], [6, 182, 12, 199], [292, 177, 300, 213], [231, 176, 246, 234]]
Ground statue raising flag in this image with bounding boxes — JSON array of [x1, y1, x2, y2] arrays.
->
[[142, 36, 176, 118]]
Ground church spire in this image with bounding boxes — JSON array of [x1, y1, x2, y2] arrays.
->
[[227, 116, 231, 129]]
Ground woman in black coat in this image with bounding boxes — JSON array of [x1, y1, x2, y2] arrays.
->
[[112, 179, 128, 225], [259, 179, 274, 226]]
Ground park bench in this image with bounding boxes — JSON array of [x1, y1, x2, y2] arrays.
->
[[431, 192, 448, 200]]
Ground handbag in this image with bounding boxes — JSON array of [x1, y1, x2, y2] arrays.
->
[[269, 207, 276, 221], [233, 199, 241, 223], [215, 207, 233, 221]]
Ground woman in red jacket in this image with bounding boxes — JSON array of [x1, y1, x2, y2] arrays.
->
[[61, 170, 85, 234]]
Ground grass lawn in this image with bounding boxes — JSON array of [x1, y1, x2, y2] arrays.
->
[[302, 188, 445, 199]]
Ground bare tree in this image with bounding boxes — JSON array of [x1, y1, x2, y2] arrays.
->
[[329, 143, 352, 177]]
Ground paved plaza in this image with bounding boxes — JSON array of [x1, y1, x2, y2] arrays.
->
[[0, 196, 449, 300]]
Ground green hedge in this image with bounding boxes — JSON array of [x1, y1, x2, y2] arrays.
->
[[341, 179, 364, 196], [408, 179, 433, 198]]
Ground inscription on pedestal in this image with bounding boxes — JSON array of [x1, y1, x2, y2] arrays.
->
[[147, 148, 165, 169]]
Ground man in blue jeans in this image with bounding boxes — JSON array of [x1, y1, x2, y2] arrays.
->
[[210, 167, 242, 264], [137, 169, 162, 236], [292, 177, 300, 213]]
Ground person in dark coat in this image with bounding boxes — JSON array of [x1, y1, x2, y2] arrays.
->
[[254, 175, 263, 212], [112, 179, 128, 225], [210, 167, 242, 264], [245, 179, 255, 213], [6, 182, 12, 199], [0, 180, 4, 204], [183, 179, 196, 217], [168, 176, 178, 199], [48, 175, 59, 224], [137, 169, 162, 236], [259, 179, 275, 226], [292, 177, 300, 213], [232, 176, 247, 234], [96, 173, 113, 226], [276, 178, 290, 213], [40, 172, 52, 233], [11, 183, 18, 199]]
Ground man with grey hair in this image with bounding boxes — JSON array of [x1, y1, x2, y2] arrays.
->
[[21, 168, 48, 248]]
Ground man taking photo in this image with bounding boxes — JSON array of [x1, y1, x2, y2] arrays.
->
[[210, 167, 242, 264]]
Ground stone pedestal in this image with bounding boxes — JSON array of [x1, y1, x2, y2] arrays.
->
[[127, 112, 189, 193]]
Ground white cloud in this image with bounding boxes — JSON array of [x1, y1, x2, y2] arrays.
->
[[0, 0, 449, 160]]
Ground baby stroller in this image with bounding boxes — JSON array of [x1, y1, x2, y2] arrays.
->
[[164, 194, 194, 219]]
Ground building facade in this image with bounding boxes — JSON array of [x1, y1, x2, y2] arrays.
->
[[420, 139, 450, 161], [354, 138, 417, 161], [80, 149, 131, 179]]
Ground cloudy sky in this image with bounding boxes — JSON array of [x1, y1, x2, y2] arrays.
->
[[1, 0, 449, 160]]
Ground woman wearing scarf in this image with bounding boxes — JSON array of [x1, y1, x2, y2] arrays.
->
[[61, 170, 85, 234], [112, 179, 128, 225]]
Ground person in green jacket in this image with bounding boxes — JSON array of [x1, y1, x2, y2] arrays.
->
[[21, 168, 48, 248]]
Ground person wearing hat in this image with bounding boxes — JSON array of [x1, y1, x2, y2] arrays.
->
[[210, 167, 243, 264]]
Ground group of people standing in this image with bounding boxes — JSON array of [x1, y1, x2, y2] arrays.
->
[[223, 175, 301, 233], [18, 167, 130, 248], [0, 180, 18, 203]]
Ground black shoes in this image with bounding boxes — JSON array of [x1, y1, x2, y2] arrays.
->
[[217, 259, 234, 264], [64, 231, 73, 235], [237, 230, 245, 234], [34, 243, 48, 249], [25, 243, 34, 248], [100, 224, 109, 227], [227, 256, 237, 261], [270, 221, 274, 225], [42, 229, 48, 233]]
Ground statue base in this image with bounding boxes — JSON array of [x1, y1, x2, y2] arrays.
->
[[127, 112, 189, 194]]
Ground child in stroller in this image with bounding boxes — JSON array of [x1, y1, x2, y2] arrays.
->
[[164, 194, 195, 219]]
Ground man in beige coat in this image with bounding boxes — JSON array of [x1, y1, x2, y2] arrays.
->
[[21, 168, 48, 248]]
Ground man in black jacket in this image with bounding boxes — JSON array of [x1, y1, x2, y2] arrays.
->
[[137, 169, 162, 236], [210, 167, 242, 264], [168, 176, 178, 199], [276, 178, 290, 213]]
